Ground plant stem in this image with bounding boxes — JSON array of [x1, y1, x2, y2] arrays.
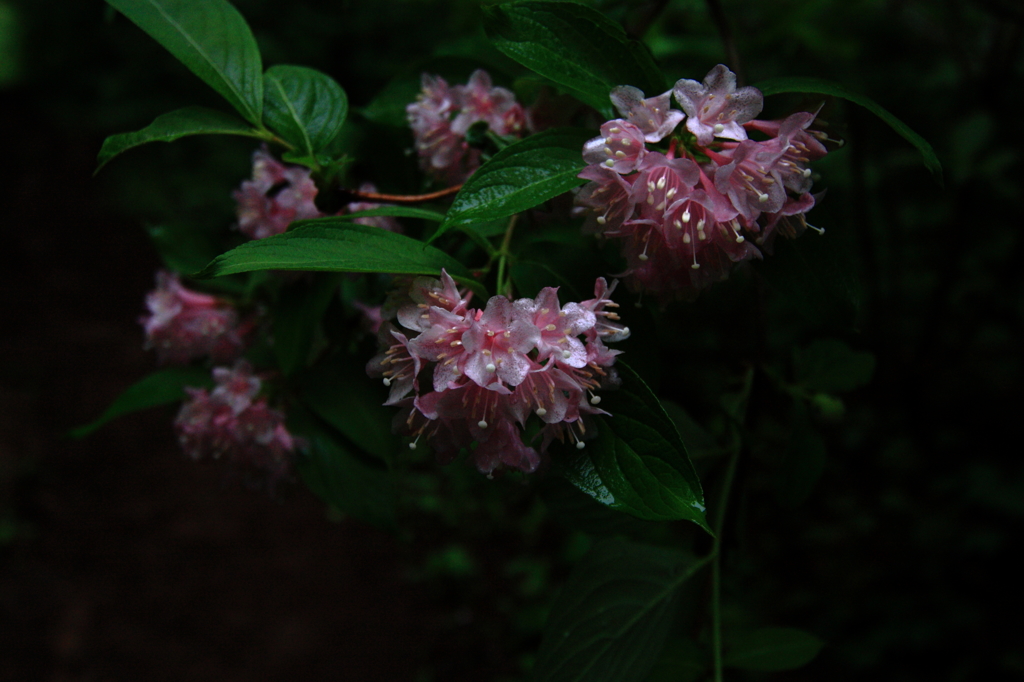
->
[[711, 445, 741, 682], [703, 0, 744, 85], [343, 184, 463, 204], [495, 214, 519, 298]]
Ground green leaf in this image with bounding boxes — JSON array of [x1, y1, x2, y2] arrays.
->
[[723, 627, 825, 672], [435, 128, 593, 241], [195, 220, 485, 299], [69, 366, 212, 438], [754, 76, 942, 180], [559, 363, 710, 531], [297, 352, 397, 463], [483, 1, 665, 116], [533, 538, 698, 682], [106, 0, 263, 124], [794, 339, 875, 393], [96, 106, 262, 171], [145, 221, 221, 275], [263, 65, 348, 159], [339, 206, 446, 223], [272, 273, 341, 376], [290, 405, 396, 530]]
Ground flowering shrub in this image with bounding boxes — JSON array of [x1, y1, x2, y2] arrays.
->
[[82, 0, 940, 679]]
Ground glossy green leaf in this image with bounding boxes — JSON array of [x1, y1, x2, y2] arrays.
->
[[298, 353, 397, 463], [290, 405, 396, 530], [483, 1, 665, 116], [533, 538, 697, 682], [106, 0, 264, 125], [69, 366, 212, 438], [723, 627, 825, 672], [794, 338, 875, 393], [263, 65, 347, 159], [96, 106, 262, 171], [195, 220, 484, 298], [754, 76, 942, 180], [559, 363, 710, 531], [339, 206, 446, 223], [435, 128, 593, 241]]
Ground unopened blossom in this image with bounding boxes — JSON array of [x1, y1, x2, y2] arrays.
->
[[407, 69, 529, 184], [175, 361, 297, 480], [233, 147, 321, 240], [140, 271, 251, 364], [368, 272, 627, 476], [343, 183, 402, 233], [575, 64, 830, 299]]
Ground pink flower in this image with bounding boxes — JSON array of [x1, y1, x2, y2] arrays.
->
[[140, 271, 250, 364], [343, 183, 402, 233], [451, 70, 528, 138], [609, 85, 685, 143], [233, 148, 321, 240], [407, 70, 529, 184], [367, 273, 626, 475], [174, 361, 298, 480], [574, 67, 830, 299], [673, 64, 763, 146], [582, 120, 648, 174]]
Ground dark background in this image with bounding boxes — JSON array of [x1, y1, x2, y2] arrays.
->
[[2, 0, 1022, 680]]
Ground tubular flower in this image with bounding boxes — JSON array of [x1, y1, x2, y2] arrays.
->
[[140, 271, 252, 365], [233, 147, 321, 240], [175, 361, 298, 481], [367, 272, 628, 476], [407, 69, 529, 185], [574, 64, 831, 300]]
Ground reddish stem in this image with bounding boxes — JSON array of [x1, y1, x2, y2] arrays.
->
[[344, 184, 463, 204]]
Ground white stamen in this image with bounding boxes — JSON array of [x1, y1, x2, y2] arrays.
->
[[758, 192, 769, 203], [713, 123, 725, 133], [536, 407, 547, 417], [478, 420, 488, 429], [603, 147, 613, 155], [562, 350, 572, 359], [638, 253, 648, 261], [575, 441, 586, 450], [608, 127, 620, 133], [382, 378, 391, 387], [683, 232, 691, 244], [682, 208, 691, 223], [614, 150, 626, 158], [486, 363, 496, 372], [604, 159, 615, 167], [656, 176, 666, 190], [590, 395, 602, 405], [808, 223, 825, 235]]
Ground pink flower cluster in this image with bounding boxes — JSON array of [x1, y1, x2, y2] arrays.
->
[[233, 147, 321, 240], [575, 64, 829, 299], [367, 272, 629, 476], [407, 69, 529, 185], [140, 271, 251, 365], [175, 361, 298, 479]]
